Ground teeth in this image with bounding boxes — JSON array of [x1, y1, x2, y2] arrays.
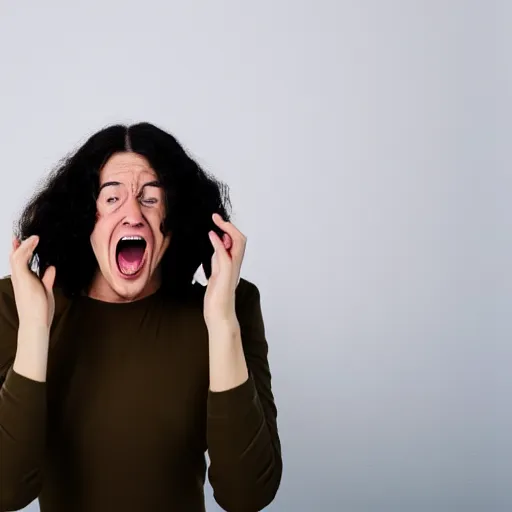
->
[[120, 236, 145, 241]]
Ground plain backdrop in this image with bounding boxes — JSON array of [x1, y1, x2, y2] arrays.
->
[[0, 1, 504, 511]]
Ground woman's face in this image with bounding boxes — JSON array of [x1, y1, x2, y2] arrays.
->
[[89, 152, 171, 302]]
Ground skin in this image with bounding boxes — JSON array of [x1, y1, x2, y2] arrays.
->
[[11, 235, 55, 382], [204, 213, 250, 391], [203, 213, 245, 325], [88, 152, 171, 303]]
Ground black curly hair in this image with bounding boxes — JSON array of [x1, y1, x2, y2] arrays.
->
[[15, 122, 232, 301]]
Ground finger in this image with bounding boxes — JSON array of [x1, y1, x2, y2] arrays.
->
[[212, 213, 245, 240], [18, 235, 38, 250], [11, 235, 21, 253], [41, 265, 56, 293], [212, 215, 246, 258], [11, 235, 39, 266], [208, 230, 231, 268], [223, 233, 233, 251], [18, 235, 39, 258], [212, 215, 246, 246]]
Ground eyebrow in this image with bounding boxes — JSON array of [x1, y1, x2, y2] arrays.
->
[[98, 180, 162, 193], [141, 180, 162, 189], [98, 181, 121, 193]]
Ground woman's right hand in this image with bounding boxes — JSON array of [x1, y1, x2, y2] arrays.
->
[[10, 235, 56, 330]]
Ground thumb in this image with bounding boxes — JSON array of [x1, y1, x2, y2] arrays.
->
[[41, 265, 56, 294]]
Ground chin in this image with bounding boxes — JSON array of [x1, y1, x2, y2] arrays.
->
[[110, 268, 155, 300]]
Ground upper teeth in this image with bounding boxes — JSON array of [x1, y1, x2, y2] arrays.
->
[[121, 236, 144, 241]]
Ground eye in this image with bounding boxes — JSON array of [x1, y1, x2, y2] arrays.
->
[[141, 197, 158, 205], [106, 197, 118, 204]]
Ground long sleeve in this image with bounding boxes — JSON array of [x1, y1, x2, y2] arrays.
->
[[206, 280, 282, 512], [0, 278, 46, 511]]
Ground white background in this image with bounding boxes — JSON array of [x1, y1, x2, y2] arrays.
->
[[0, 1, 504, 511]]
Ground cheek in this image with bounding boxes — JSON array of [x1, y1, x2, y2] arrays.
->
[[90, 217, 111, 255], [149, 211, 167, 240], [153, 230, 171, 252], [152, 232, 171, 263], [90, 226, 99, 252]]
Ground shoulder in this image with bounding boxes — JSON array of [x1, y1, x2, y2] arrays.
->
[[236, 277, 261, 304], [192, 276, 261, 301], [0, 276, 17, 377], [237, 277, 259, 294], [0, 275, 70, 327], [0, 275, 14, 297], [235, 277, 264, 326], [0, 275, 71, 376], [0, 275, 17, 329], [189, 276, 262, 315]]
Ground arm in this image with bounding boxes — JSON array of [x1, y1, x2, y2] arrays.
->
[[0, 281, 48, 511], [206, 280, 282, 512]]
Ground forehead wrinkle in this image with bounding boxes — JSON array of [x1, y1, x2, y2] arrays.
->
[[101, 151, 155, 178], [101, 166, 158, 193]]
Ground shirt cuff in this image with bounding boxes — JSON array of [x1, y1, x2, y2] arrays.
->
[[2, 366, 46, 400], [207, 373, 259, 419]]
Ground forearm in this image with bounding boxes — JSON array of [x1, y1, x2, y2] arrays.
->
[[206, 283, 282, 510], [207, 318, 249, 392], [206, 372, 281, 511], [13, 322, 50, 382], [0, 278, 49, 508], [1, 348, 47, 510], [206, 319, 281, 511]]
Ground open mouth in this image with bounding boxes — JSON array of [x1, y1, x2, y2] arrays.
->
[[116, 236, 147, 277]]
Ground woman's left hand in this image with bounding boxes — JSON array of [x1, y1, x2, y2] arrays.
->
[[203, 213, 247, 328]]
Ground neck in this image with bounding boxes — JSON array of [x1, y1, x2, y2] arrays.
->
[[86, 269, 162, 303]]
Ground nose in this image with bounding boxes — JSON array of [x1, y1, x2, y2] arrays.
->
[[121, 196, 145, 228]]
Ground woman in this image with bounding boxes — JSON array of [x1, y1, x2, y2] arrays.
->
[[0, 122, 282, 511]]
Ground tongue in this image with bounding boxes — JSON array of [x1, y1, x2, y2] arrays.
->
[[117, 246, 145, 275]]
